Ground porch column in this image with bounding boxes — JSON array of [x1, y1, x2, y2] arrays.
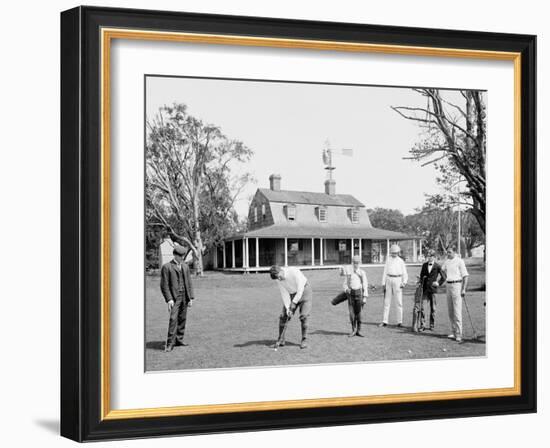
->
[[223, 243, 226, 269], [358, 238, 362, 263], [320, 238, 324, 266], [386, 239, 390, 262], [214, 247, 218, 269], [413, 239, 418, 262], [242, 238, 247, 268], [311, 238, 315, 266], [284, 237, 288, 267], [232, 240, 236, 268], [350, 238, 354, 257], [255, 237, 259, 268]]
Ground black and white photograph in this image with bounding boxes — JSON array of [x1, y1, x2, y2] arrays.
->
[[144, 76, 487, 372]]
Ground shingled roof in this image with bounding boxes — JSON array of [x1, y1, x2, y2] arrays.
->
[[258, 188, 364, 207], [226, 225, 413, 240]]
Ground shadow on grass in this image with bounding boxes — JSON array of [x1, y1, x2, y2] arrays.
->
[[233, 339, 300, 348], [146, 340, 166, 351], [396, 328, 455, 340], [310, 329, 348, 336], [398, 328, 486, 344]]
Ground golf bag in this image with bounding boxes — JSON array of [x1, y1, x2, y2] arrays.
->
[[411, 276, 425, 332]]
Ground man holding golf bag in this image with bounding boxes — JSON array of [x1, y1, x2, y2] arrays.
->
[[417, 249, 446, 331], [270, 265, 313, 349], [331, 255, 369, 337], [442, 245, 469, 343]]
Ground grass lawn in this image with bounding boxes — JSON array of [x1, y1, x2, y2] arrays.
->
[[145, 261, 486, 371]]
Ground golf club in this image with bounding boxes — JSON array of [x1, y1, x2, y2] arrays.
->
[[462, 292, 479, 340], [273, 308, 294, 350]]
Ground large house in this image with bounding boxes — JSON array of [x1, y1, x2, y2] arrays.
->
[[213, 174, 422, 271]]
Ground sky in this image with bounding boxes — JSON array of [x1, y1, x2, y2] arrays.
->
[[146, 76, 466, 217]]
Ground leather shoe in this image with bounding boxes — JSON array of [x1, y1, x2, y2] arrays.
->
[[378, 323, 387, 327], [300, 339, 308, 349], [164, 345, 174, 352], [175, 341, 189, 347]]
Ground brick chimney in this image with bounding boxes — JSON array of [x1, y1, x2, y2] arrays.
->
[[269, 174, 281, 191], [325, 179, 336, 195]]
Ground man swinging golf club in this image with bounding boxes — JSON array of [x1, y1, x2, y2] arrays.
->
[[331, 255, 368, 337], [442, 245, 469, 343], [270, 265, 312, 349]]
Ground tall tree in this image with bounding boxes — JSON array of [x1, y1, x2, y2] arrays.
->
[[146, 103, 253, 275], [392, 89, 486, 233], [367, 207, 406, 232]]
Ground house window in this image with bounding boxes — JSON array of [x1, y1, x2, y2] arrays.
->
[[316, 206, 327, 222], [350, 208, 359, 224], [285, 204, 296, 221], [254, 207, 258, 223], [261, 204, 266, 219]]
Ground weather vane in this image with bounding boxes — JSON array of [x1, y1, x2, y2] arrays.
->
[[322, 139, 353, 180]]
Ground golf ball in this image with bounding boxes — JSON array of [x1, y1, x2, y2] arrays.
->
[[443, 348, 447, 352], [407, 350, 412, 354]]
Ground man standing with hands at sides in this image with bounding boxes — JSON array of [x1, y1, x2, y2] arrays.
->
[[442, 245, 469, 343], [160, 244, 195, 352], [270, 265, 313, 349], [379, 244, 408, 327], [331, 255, 369, 337], [418, 249, 447, 331]]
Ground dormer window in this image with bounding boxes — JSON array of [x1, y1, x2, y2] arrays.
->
[[316, 206, 327, 223], [284, 204, 296, 221], [349, 207, 360, 224]]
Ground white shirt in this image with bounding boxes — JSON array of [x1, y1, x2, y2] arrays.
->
[[442, 256, 468, 281], [342, 267, 369, 297], [277, 267, 308, 309], [382, 256, 408, 284], [427, 262, 434, 273]]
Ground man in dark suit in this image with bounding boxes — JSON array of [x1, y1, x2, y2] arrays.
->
[[418, 249, 446, 331], [160, 244, 195, 352]]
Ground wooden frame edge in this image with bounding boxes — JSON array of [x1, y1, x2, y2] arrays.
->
[[99, 27, 523, 422]]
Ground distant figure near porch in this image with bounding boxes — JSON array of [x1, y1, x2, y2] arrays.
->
[[270, 265, 313, 349], [379, 244, 408, 327], [160, 244, 195, 352], [331, 255, 369, 337]]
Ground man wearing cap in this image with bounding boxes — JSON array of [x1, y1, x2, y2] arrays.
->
[[331, 255, 369, 337], [270, 265, 312, 349], [441, 245, 469, 343], [417, 249, 447, 331], [160, 244, 195, 352], [379, 244, 408, 327]]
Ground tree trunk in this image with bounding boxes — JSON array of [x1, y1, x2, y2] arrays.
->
[[193, 234, 204, 276], [192, 193, 204, 276]]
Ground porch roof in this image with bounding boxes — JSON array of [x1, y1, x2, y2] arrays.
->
[[225, 225, 415, 241]]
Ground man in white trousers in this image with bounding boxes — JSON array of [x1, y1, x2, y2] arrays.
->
[[379, 244, 408, 327], [441, 245, 469, 343]]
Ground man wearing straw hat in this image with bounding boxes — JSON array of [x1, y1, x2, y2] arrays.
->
[[379, 244, 408, 327], [331, 255, 369, 337]]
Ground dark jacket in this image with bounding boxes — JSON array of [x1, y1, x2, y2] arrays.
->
[[419, 261, 446, 293], [160, 260, 195, 303]]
